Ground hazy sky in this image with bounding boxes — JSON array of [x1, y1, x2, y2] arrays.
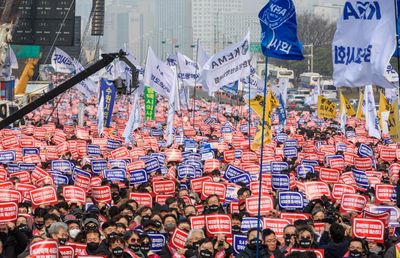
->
[[244, 0, 345, 12]]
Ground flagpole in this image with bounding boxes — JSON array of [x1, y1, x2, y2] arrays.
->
[[192, 38, 200, 127], [248, 76, 251, 148], [255, 55, 269, 257]]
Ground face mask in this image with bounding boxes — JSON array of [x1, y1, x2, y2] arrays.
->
[[199, 249, 213, 258], [213, 177, 220, 182], [112, 192, 120, 201], [107, 232, 118, 240], [209, 205, 219, 212], [232, 225, 241, 234], [165, 223, 176, 231], [17, 224, 29, 232], [141, 243, 150, 253], [87, 242, 99, 252], [153, 220, 162, 228], [299, 238, 312, 248], [193, 241, 201, 250], [284, 236, 292, 246], [349, 250, 362, 257], [35, 223, 44, 230], [141, 215, 151, 223], [69, 229, 80, 239], [112, 247, 124, 257], [129, 244, 141, 252], [126, 216, 133, 223], [58, 237, 67, 245], [248, 238, 262, 250]]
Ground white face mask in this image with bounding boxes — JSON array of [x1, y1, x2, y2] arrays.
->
[[69, 228, 80, 239], [213, 177, 220, 182]]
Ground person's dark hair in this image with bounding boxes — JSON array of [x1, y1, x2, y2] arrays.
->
[[231, 213, 242, 222], [330, 223, 345, 243], [34, 208, 48, 218], [163, 214, 177, 224], [85, 229, 101, 239], [101, 221, 117, 231], [286, 251, 317, 258], [237, 187, 251, 197], [165, 197, 178, 206], [118, 204, 134, 213], [247, 228, 261, 239], [55, 201, 69, 211], [108, 236, 125, 247], [44, 213, 60, 222], [262, 228, 276, 239], [348, 237, 369, 254]]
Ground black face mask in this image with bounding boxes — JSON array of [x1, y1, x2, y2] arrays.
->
[[199, 249, 213, 258], [153, 220, 162, 228], [141, 242, 150, 253], [126, 216, 133, 223], [299, 238, 312, 248], [284, 236, 292, 246], [112, 192, 120, 202], [349, 250, 362, 257], [112, 247, 124, 257], [35, 222, 44, 230], [58, 237, 67, 245], [87, 242, 99, 252], [17, 224, 29, 232], [208, 205, 219, 212], [141, 215, 151, 223], [0, 232, 7, 242], [248, 238, 262, 250], [232, 225, 241, 234], [192, 241, 201, 250], [129, 244, 141, 252], [107, 232, 118, 240]]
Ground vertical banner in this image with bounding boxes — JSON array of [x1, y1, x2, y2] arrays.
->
[[145, 86, 156, 121], [100, 79, 116, 128]]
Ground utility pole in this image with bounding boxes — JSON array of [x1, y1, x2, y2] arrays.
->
[[303, 44, 314, 73]]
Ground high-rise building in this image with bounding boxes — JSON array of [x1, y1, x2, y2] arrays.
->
[[192, 0, 242, 55]]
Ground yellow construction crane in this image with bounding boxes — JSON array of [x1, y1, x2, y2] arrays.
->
[[15, 58, 38, 95]]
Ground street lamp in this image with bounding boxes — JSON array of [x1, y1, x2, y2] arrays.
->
[[303, 44, 314, 73]]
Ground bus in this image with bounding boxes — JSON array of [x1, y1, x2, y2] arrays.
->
[[299, 72, 321, 88], [270, 68, 294, 80]]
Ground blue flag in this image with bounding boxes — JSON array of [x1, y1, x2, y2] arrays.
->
[[394, 0, 400, 57], [277, 93, 286, 124], [100, 79, 116, 128], [221, 81, 238, 95], [258, 0, 304, 60]]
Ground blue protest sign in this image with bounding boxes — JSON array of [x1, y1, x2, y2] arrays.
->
[[150, 153, 166, 165], [235, 149, 242, 159], [145, 158, 160, 173], [352, 168, 369, 189], [109, 159, 128, 169], [150, 128, 164, 137], [22, 147, 39, 156], [271, 162, 289, 173], [184, 153, 202, 162], [53, 174, 69, 186], [106, 139, 122, 151], [240, 124, 249, 133], [230, 173, 251, 186], [184, 160, 202, 170], [19, 163, 36, 171], [336, 143, 347, 152], [325, 155, 344, 163], [100, 79, 116, 128], [233, 234, 247, 255], [225, 165, 246, 180], [301, 160, 319, 167], [7, 163, 20, 173], [278, 191, 304, 210], [296, 165, 314, 178], [241, 217, 263, 233], [103, 169, 126, 182], [283, 147, 298, 158], [177, 165, 196, 179], [182, 151, 194, 159], [148, 233, 166, 253], [346, 131, 356, 138], [358, 143, 373, 158], [87, 144, 101, 156], [284, 140, 298, 148], [261, 163, 271, 173], [276, 133, 288, 143], [0, 151, 15, 163], [225, 185, 239, 202], [221, 126, 233, 133], [129, 169, 148, 185], [72, 167, 92, 181], [195, 169, 203, 178], [184, 139, 197, 149], [91, 160, 108, 174], [51, 160, 72, 173], [272, 174, 290, 190]]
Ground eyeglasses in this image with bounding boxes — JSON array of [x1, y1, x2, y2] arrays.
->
[[130, 238, 140, 243], [265, 238, 277, 243], [284, 234, 296, 238]]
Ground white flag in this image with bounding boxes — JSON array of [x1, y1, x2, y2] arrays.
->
[[305, 79, 321, 106], [1, 46, 18, 79], [177, 52, 201, 87], [143, 47, 174, 97], [202, 31, 252, 93], [332, 0, 396, 88], [198, 43, 210, 68], [166, 67, 177, 146], [340, 98, 346, 134], [123, 91, 140, 143], [97, 91, 105, 136], [73, 58, 98, 98], [51, 47, 75, 73], [364, 85, 380, 138]]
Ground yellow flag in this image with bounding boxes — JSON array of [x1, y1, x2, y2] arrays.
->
[[339, 93, 356, 116], [317, 95, 336, 119], [251, 124, 272, 151], [356, 92, 365, 120], [378, 92, 391, 128], [388, 100, 400, 142], [247, 94, 265, 120], [247, 91, 279, 123]]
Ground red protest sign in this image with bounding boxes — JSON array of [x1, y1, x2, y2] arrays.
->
[[280, 213, 310, 224], [129, 193, 153, 207], [331, 184, 356, 200], [155, 194, 174, 205], [59, 245, 75, 258], [191, 176, 212, 193], [74, 174, 91, 192], [224, 150, 236, 163], [205, 214, 231, 236], [204, 159, 221, 173], [31, 166, 50, 183], [250, 181, 271, 196], [19, 136, 35, 148], [329, 158, 345, 170], [0, 202, 18, 222], [110, 147, 130, 160], [241, 151, 258, 163], [354, 157, 372, 170], [319, 168, 340, 183], [263, 218, 290, 238], [12, 171, 31, 184], [352, 218, 384, 243], [170, 228, 189, 249], [340, 194, 367, 213], [0, 189, 22, 203], [152, 180, 176, 195], [190, 215, 206, 230], [15, 183, 36, 200], [201, 182, 226, 201], [29, 240, 59, 257], [380, 147, 397, 162], [304, 182, 331, 200], [374, 184, 395, 203], [30, 186, 58, 207], [363, 211, 390, 227], [63, 186, 86, 204], [91, 186, 112, 203], [245, 196, 274, 215]]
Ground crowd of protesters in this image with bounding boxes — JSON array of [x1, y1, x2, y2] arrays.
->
[[0, 91, 399, 258]]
